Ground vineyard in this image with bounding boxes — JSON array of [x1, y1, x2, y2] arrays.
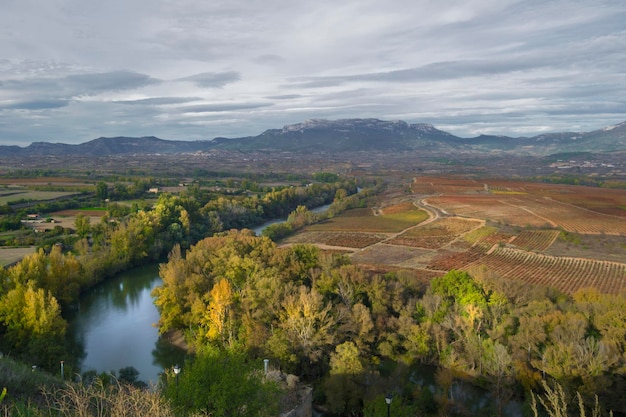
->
[[283, 176, 626, 295], [282, 231, 388, 249], [351, 244, 433, 267], [425, 195, 553, 228], [426, 194, 626, 235], [426, 247, 487, 271], [510, 230, 560, 251], [0, 190, 80, 205], [461, 247, 626, 295], [389, 217, 484, 249]]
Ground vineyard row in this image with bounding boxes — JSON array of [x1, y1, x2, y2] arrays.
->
[[462, 247, 626, 295]]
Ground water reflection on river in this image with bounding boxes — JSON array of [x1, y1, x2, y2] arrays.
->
[[66, 264, 185, 384]]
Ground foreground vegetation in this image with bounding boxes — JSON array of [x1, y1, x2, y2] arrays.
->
[[150, 230, 626, 415], [0, 349, 281, 416]]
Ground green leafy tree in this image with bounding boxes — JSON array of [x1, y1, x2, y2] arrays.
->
[[74, 213, 91, 238], [0, 281, 67, 368], [95, 181, 109, 200], [324, 341, 366, 415], [152, 245, 210, 334], [430, 269, 488, 310], [166, 349, 280, 417]]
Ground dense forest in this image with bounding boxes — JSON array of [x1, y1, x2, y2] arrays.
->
[[1, 175, 625, 416], [152, 229, 626, 416]]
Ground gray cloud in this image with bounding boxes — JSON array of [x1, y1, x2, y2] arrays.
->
[[115, 97, 201, 105], [0, 70, 160, 99], [0, 0, 625, 145], [254, 54, 285, 65], [265, 94, 303, 100], [2, 99, 71, 110], [177, 71, 241, 88], [180, 103, 273, 113], [65, 71, 159, 92], [290, 58, 566, 89]]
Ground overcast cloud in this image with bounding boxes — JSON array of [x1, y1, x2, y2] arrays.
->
[[1, 0, 625, 145]]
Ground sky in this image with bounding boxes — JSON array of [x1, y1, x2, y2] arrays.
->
[[1, 0, 625, 146]]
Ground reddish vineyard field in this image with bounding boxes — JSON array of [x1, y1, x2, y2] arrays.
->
[[403, 217, 483, 237], [417, 176, 626, 235], [511, 230, 560, 251], [286, 177, 626, 294], [389, 217, 483, 249], [282, 231, 388, 249], [426, 195, 552, 227], [462, 247, 626, 295], [411, 176, 485, 194], [427, 247, 487, 271], [427, 194, 626, 235]]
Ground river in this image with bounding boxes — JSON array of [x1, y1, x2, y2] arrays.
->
[[65, 264, 185, 385]]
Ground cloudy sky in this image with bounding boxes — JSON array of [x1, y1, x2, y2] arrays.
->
[[1, 0, 625, 145]]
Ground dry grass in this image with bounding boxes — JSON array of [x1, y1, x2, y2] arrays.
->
[[0, 246, 37, 267], [38, 380, 177, 417], [350, 244, 431, 266]]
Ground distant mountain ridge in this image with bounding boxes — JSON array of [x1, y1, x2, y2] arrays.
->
[[2, 118, 626, 157]]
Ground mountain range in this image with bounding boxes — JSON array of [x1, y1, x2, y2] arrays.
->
[[2, 118, 626, 157]]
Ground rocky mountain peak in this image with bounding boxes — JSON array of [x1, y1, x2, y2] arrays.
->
[[281, 118, 413, 133]]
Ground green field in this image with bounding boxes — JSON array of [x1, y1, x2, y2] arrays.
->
[[0, 190, 79, 205], [308, 207, 429, 233]]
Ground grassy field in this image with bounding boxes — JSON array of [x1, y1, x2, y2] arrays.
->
[[307, 205, 429, 233], [0, 190, 79, 205]]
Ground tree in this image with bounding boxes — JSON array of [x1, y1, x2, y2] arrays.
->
[[153, 245, 209, 333], [325, 341, 366, 415], [95, 181, 109, 200], [74, 213, 91, 238], [202, 278, 235, 348], [44, 245, 84, 306], [0, 281, 67, 368], [279, 284, 335, 366], [117, 366, 147, 388], [481, 339, 514, 414], [167, 349, 280, 417], [430, 270, 488, 310]]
